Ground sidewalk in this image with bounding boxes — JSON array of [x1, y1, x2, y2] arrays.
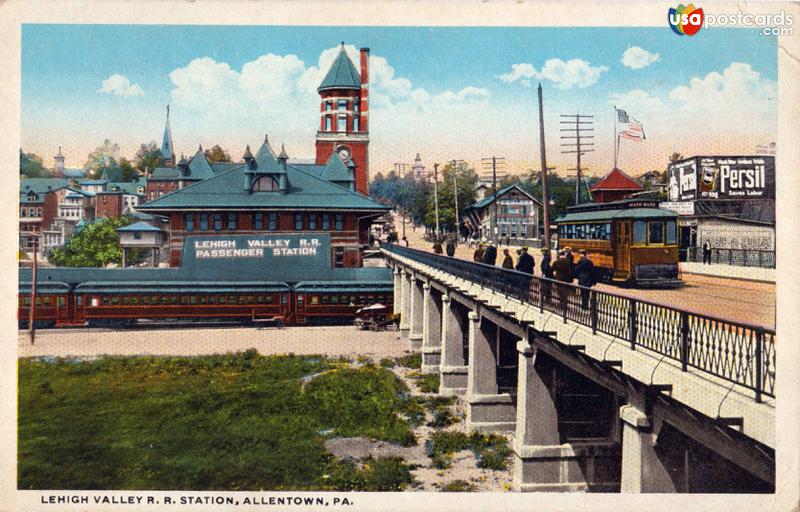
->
[[680, 261, 775, 283]]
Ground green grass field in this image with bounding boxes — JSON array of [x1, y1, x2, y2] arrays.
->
[[18, 352, 419, 491]]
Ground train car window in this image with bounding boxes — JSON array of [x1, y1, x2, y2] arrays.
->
[[341, 295, 350, 305], [151, 295, 159, 304], [142, 296, 150, 305], [101, 297, 110, 305], [268, 213, 278, 231], [214, 213, 223, 231], [308, 215, 317, 230], [311, 295, 319, 305], [227, 213, 237, 230], [633, 221, 647, 244], [199, 213, 209, 230], [246, 295, 253, 304], [666, 220, 677, 244], [228, 295, 236, 304], [170, 296, 177, 305], [295, 213, 304, 231], [238, 295, 246, 304], [185, 214, 194, 231], [219, 296, 227, 304], [648, 221, 665, 245], [130, 296, 138, 305], [331, 295, 339, 304], [161, 296, 169, 304], [253, 213, 264, 230], [111, 297, 119, 305], [187, 295, 195, 305], [256, 295, 264, 304], [322, 214, 330, 230], [200, 295, 208, 304], [321, 295, 330, 304]]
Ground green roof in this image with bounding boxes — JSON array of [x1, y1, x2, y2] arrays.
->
[[20, 178, 70, 194], [318, 44, 361, 92], [138, 139, 388, 212], [320, 152, 354, 183], [468, 184, 540, 210], [115, 221, 164, 232], [556, 208, 677, 223]]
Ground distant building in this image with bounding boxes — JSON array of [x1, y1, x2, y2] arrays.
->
[[589, 168, 644, 203], [463, 184, 541, 242], [116, 221, 168, 267], [411, 153, 426, 181], [53, 146, 86, 179]]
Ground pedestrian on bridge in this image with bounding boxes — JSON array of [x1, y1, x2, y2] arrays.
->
[[540, 248, 553, 302], [572, 250, 596, 309], [473, 244, 485, 263], [445, 238, 456, 257], [515, 247, 535, 274], [551, 251, 573, 309], [433, 238, 443, 255], [501, 249, 514, 269], [482, 243, 498, 266]]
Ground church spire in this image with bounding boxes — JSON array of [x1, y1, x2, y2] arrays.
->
[[161, 105, 175, 167]]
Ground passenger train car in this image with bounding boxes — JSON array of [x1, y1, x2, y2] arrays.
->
[[555, 200, 680, 286], [19, 233, 392, 328]]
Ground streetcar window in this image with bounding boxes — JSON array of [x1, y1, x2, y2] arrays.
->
[[666, 220, 677, 244], [24, 297, 31, 306], [265, 295, 274, 304], [58, 297, 65, 307], [648, 221, 665, 244], [44, 297, 52, 306], [281, 294, 288, 305], [633, 221, 647, 244], [297, 295, 304, 304], [77, 296, 83, 306], [311, 295, 319, 305]]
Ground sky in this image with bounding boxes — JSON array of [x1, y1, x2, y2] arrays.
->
[[21, 24, 777, 179]]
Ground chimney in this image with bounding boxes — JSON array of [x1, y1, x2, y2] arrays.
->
[[359, 47, 369, 133]]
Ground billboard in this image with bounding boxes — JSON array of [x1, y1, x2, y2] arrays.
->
[[668, 156, 775, 201]]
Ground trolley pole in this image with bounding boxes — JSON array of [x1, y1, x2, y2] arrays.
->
[[481, 156, 505, 243], [450, 159, 465, 243], [538, 83, 551, 250], [28, 228, 38, 345], [433, 163, 440, 238]]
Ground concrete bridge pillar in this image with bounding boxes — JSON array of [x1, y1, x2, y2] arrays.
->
[[466, 312, 515, 432], [440, 295, 468, 396], [619, 405, 676, 493], [421, 283, 442, 372], [409, 275, 424, 349], [392, 267, 401, 315], [399, 270, 411, 338], [512, 332, 620, 492]]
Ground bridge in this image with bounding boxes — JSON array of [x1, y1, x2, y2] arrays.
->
[[382, 243, 775, 493]]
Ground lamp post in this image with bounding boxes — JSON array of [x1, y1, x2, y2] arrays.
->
[[28, 228, 38, 345]]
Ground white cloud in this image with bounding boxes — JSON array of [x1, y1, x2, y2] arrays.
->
[[498, 59, 608, 89], [97, 74, 143, 97], [668, 63, 776, 123], [621, 47, 660, 69], [610, 89, 664, 113]]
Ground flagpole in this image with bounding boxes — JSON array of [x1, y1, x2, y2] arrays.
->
[[613, 105, 618, 169]]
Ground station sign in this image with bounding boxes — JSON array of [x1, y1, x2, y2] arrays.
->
[[659, 201, 695, 216], [182, 233, 332, 279], [668, 156, 775, 201]]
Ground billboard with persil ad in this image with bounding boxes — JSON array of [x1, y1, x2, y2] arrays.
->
[[667, 156, 775, 201]]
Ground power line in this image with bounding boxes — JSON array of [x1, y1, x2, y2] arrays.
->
[[481, 156, 505, 242], [560, 114, 595, 206]]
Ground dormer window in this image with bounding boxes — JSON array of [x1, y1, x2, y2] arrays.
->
[[252, 176, 279, 192]]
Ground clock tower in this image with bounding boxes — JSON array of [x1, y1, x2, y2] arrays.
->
[[315, 43, 370, 195]]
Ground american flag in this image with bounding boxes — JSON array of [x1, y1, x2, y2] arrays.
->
[[619, 117, 645, 142], [616, 108, 629, 124]]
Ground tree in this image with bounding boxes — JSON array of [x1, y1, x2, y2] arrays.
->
[[84, 139, 121, 180], [135, 141, 165, 175], [118, 157, 138, 183], [48, 216, 145, 267], [204, 144, 232, 163], [669, 152, 684, 163], [20, 150, 50, 178], [428, 162, 479, 230]]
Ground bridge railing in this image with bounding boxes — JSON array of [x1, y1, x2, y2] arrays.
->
[[383, 243, 776, 402]]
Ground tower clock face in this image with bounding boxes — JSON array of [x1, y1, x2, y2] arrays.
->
[[337, 147, 351, 161]]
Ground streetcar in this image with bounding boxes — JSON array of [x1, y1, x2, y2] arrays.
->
[[555, 199, 680, 286]]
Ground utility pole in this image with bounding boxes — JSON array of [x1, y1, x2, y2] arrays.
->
[[481, 156, 505, 243], [433, 163, 440, 238], [560, 114, 595, 205], [28, 228, 38, 345], [538, 83, 551, 250], [450, 159, 465, 242]]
